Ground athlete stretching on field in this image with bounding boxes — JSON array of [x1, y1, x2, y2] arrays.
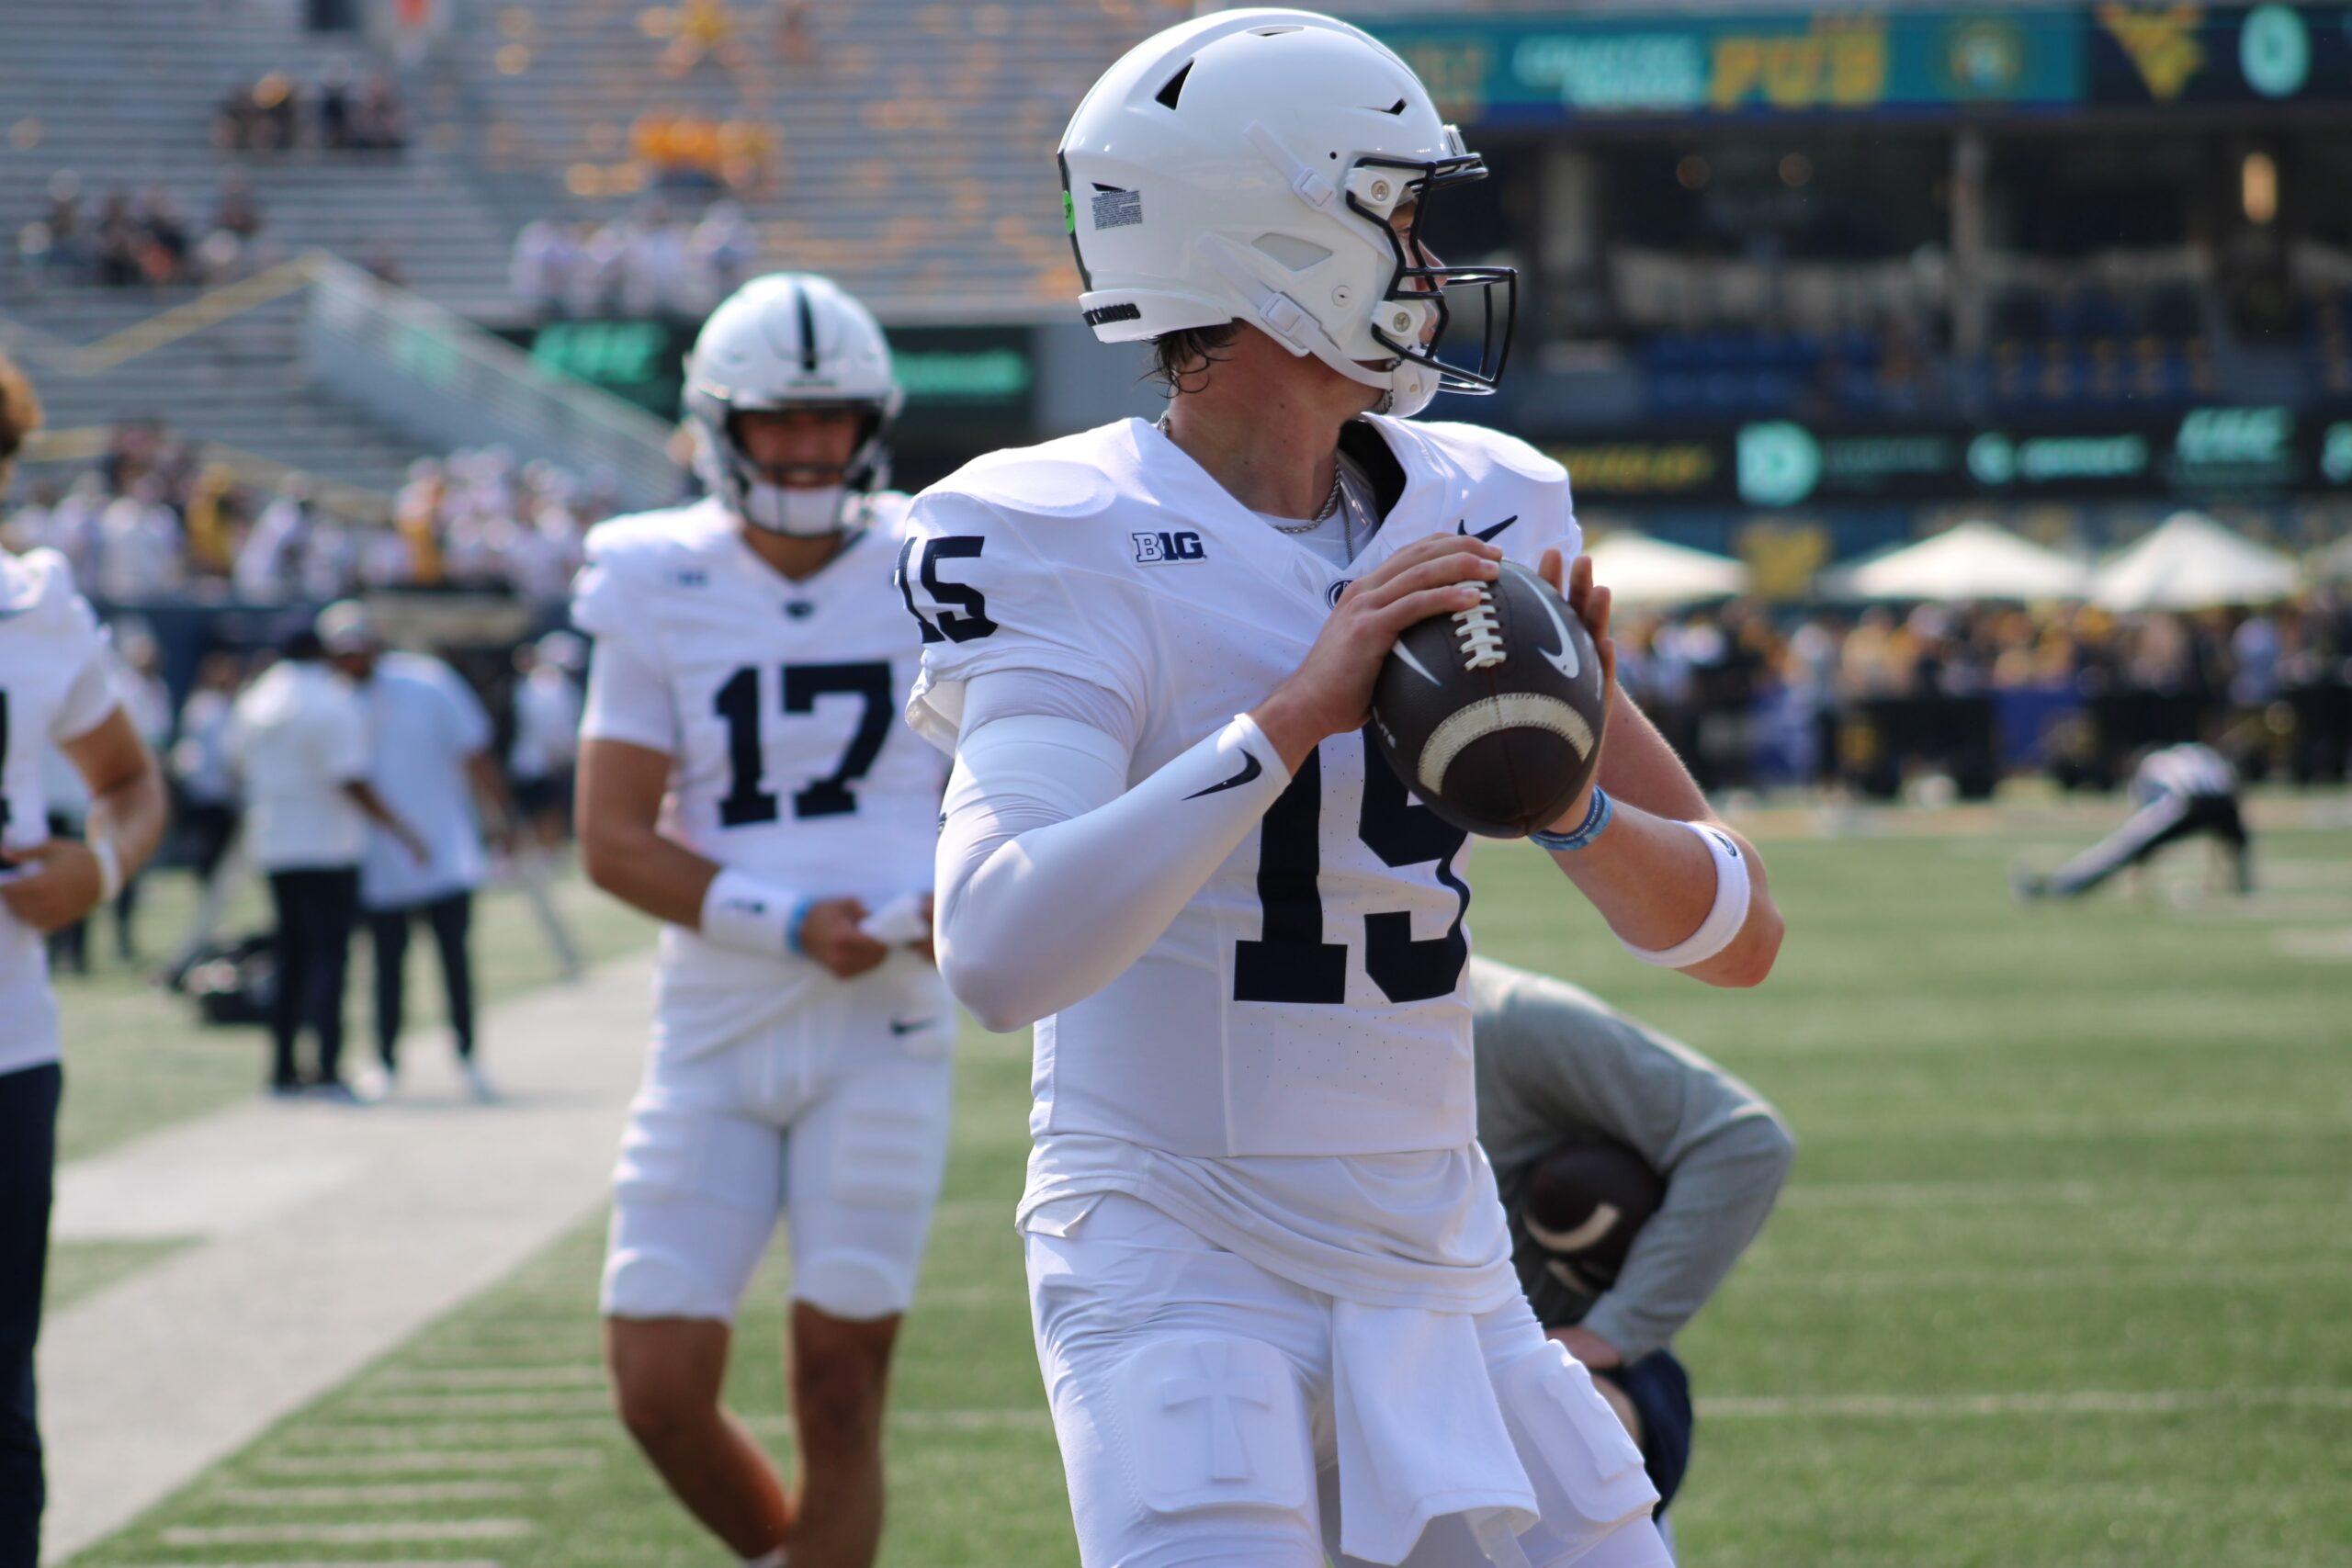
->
[[899, 13, 1783, 1566], [574, 275, 950, 1568]]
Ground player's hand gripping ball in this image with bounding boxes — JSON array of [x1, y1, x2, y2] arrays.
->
[[1369, 558, 1608, 837]]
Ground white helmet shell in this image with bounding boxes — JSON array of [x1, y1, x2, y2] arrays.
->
[[1057, 9, 1515, 417], [684, 272, 907, 535]]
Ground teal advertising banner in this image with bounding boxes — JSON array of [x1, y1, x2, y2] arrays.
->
[[1367, 5, 2352, 124]]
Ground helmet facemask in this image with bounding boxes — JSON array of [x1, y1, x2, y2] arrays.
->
[[1346, 141, 1516, 404]]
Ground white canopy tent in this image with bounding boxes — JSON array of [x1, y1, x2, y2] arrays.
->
[[1582, 532, 1749, 607], [2309, 533, 2352, 584], [1825, 520, 2090, 602], [2092, 512, 2302, 611]]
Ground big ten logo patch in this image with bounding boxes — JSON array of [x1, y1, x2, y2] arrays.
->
[[1133, 530, 1206, 564]]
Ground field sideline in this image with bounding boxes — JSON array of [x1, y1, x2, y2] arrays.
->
[[51, 818, 2352, 1568]]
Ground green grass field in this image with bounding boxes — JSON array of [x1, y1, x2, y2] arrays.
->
[[55, 819, 2352, 1567]]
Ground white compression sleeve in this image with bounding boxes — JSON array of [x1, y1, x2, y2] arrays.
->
[[934, 711, 1291, 1032]]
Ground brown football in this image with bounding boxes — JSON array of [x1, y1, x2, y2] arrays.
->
[[1368, 558, 1607, 838]]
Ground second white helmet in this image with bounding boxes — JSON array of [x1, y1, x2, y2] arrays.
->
[[684, 273, 906, 536], [1057, 9, 1516, 417]]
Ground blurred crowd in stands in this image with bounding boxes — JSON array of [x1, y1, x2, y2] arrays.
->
[[509, 201, 760, 320], [18, 171, 272, 290], [1619, 594, 2352, 794], [214, 62, 408, 156], [0, 422, 616, 604]]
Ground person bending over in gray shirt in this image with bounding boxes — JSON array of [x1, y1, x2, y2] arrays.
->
[[1472, 955, 1795, 1524]]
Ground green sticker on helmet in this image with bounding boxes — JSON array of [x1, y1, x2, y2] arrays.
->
[[1061, 190, 1075, 233]]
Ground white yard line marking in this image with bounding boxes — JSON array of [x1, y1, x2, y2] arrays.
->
[[377, 1365, 605, 1391], [253, 1448, 603, 1475], [1701, 1386, 2352, 1419], [1782, 1174, 2346, 1209], [302, 1419, 618, 1447], [159, 1520, 535, 1545], [1732, 1257, 2352, 1294], [2275, 927, 2352, 960], [210, 1481, 532, 1507], [340, 1392, 611, 1417]]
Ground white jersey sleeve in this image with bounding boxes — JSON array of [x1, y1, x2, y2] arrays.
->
[[895, 452, 1155, 752], [581, 630, 679, 754]]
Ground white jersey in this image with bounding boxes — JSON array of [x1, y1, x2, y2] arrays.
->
[[574, 495, 945, 1057], [0, 548, 120, 1076], [902, 416, 1580, 1306]]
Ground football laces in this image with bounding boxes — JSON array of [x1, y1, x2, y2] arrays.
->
[[1453, 589, 1505, 671]]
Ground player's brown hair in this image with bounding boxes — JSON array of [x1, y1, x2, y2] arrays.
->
[[0, 348, 42, 491], [1148, 321, 1240, 398]]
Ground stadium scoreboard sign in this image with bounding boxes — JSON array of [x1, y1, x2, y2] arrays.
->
[[1554, 409, 2352, 505], [1367, 4, 2352, 123]]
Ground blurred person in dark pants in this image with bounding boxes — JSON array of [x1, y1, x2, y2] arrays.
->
[[165, 650, 247, 979], [317, 604, 512, 1102], [1, 347, 169, 1568], [229, 627, 422, 1098], [2013, 741, 2252, 902]]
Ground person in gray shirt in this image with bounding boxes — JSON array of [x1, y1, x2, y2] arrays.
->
[[1472, 954, 1796, 1518]]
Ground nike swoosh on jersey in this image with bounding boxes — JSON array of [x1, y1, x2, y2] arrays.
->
[[1185, 750, 1263, 799], [888, 1017, 940, 1036], [1526, 570, 1585, 684], [1456, 514, 1519, 544], [1522, 1202, 1622, 1255]]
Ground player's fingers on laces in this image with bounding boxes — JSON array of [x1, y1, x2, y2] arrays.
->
[[1351, 549, 1498, 614], [1356, 532, 1502, 592], [1372, 581, 1489, 640]]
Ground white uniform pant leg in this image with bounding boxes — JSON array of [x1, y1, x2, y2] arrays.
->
[[1024, 1194, 1333, 1568], [601, 1047, 786, 1323], [783, 1040, 954, 1322]]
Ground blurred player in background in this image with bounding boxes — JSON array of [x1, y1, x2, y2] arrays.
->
[[317, 601, 513, 1102], [510, 630, 584, 852], [1472, 956, 1794, 1551], [573, 274, 949, 1568], [2011, 741, 2252, 902], [0, 349, 169, 1568], [902, 14, 1781, 1567]]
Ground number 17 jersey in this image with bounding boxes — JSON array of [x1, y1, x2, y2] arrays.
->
[[901, 416, 1581, 1171], [573, 497, 943, 1054]]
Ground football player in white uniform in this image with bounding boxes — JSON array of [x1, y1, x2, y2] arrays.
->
[[899, 14, 1784, 1568], [0, 351, 169, 1568], [573, 275, 952, 1568]]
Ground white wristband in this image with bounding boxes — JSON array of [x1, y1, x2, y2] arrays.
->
[[698, 868, 803, 959], [1620, 821, 1750, 969], [91, 838, 124, 903]]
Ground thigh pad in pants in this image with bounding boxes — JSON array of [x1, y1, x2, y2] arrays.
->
[[784, 1056, 952, 1322]]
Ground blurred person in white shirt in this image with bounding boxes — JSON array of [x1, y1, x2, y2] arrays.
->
[[104, 629, 175, 962], [230, 626, 422, 1097], [234, 475, 315, 602], [509, 631, 583, 851], [94, 479, 183, 604], [318, 603, 514, 1101]]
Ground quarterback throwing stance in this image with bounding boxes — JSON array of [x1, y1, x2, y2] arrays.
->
[[900, 14, 1782, 1568], [575, 275, 952, 1568], [0, 352, 169, 1568]]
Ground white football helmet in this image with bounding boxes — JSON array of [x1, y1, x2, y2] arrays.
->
[[1058, 8, 1515, 418], [684, 272, 906, 535]]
